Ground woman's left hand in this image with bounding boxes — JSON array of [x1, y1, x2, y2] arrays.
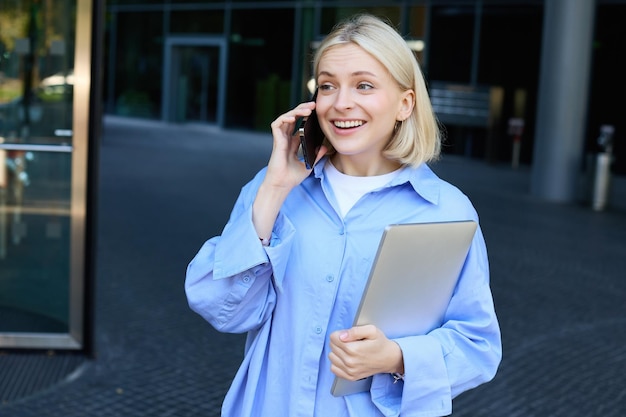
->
[[328, 324, 404, 381]]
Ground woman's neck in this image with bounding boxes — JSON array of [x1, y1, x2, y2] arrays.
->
[[330, 154, 402, 177]]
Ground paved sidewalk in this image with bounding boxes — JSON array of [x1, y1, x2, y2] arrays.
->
[[1, 116, 625, 416]]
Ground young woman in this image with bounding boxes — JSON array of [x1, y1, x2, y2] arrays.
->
[[186, 14, 501, 417]]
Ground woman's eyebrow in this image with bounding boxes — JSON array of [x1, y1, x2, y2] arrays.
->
[[318, 70, 378, 78]]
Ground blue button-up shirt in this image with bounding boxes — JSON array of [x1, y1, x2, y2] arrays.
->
[[185, 158, 501, 417]]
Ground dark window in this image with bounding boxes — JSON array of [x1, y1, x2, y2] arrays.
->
[[428, 5, 474, 83], [226, 8, 294, 130], [477, 5, 543, 164], [114, 11, 164, 119], [170, 10, 224, 34]]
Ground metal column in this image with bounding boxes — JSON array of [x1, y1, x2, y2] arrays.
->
[[530, 0, 596, 202]]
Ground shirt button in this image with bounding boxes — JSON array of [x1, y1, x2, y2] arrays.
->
[[315, 326, 323, 334], [325, 274, 334, 282], [242, 275, 251, 283]]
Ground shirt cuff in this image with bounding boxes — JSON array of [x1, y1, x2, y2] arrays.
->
[[371, 335, 452, 417], [263, 211, 295, 292], [398, 335, 452, 416], [213, 206, 270, 279]]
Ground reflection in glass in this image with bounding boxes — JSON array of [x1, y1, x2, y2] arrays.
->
[[0, 0, 75, 335], [0, 150, 71, 333]]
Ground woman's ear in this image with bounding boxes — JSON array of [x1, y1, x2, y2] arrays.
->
[[397, 89, 415, 122]]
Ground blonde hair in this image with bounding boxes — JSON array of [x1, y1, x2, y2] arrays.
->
[[313, 14, 441, 166]]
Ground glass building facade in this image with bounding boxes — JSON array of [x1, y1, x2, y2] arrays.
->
[[103, 0, 626, 174], [1, 0, 624, 350], [0, 0, 102, 350]]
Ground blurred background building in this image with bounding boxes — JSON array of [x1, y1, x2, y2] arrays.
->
[[102, 0, 625, 173], [0, 0, 624, 351]]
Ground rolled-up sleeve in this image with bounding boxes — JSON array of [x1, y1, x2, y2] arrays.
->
[[185, 169, 297, 333], [185, 206, 274, 333]]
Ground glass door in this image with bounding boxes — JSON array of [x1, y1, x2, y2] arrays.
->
[[162, 36, 227, 126], [171, 46, 220, 123], [0, 0, 94, 349]]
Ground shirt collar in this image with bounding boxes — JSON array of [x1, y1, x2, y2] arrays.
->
[[313, 157, 440, 205]]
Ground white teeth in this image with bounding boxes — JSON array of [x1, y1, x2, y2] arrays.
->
[[334, 120, 364, 128]]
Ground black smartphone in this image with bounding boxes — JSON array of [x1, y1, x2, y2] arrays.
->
[[292, 90, 324, 169]]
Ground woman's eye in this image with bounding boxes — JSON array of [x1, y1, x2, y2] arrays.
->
[[318, 84, 334, 91], [357, 83, 374, 90]]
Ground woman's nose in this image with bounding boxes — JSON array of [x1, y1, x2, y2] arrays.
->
[[333, 88, 355, 111]]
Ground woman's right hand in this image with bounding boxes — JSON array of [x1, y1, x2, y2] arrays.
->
[[252, 101, 327, 244], [265, 101, 327, 190]]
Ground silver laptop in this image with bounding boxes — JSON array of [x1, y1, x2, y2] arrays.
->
[[331, 220, 478, 397]]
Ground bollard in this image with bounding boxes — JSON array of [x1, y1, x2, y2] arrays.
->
[[591, 125, 615, 211], [508, 118, 525, 169], [592, 152, 612, 211]]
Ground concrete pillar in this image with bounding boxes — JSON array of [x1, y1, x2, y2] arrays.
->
[[530, 0, 596, 202]]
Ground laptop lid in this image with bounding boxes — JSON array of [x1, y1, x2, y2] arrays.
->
[[331, 220, 478, 397]]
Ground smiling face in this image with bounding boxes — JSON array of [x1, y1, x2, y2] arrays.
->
[[315, 43, 414, 176]]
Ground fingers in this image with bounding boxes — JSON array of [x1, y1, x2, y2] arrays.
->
[[270, 102, 316, 136], [328, 344, 366, 381], [328, 325, 403, 380], [264, 101, 319, 185], [328, 325, 378, 381], [346, 325, 375, 341], [330, 325, 376, 344], [328, 352, 358, 381], [267, 101, 320, 176]]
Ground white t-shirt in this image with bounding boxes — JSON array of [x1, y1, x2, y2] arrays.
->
[[324, 161, 401, 218]]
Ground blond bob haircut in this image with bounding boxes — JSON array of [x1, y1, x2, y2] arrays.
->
[[313, 14, 441, 167]]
